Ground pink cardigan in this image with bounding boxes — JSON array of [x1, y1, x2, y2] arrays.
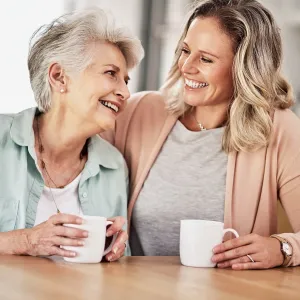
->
[[102, 91, 300, 266]]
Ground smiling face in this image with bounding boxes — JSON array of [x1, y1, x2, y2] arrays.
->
[[178, 17, 235, 109], [66, 41, 130, 132]]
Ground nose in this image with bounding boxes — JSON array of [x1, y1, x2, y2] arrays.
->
[[114, 81, 130, 102], [181, 55, 198, 75]]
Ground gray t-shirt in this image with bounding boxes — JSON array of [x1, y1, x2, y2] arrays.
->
[[130, 120, 228, 256]]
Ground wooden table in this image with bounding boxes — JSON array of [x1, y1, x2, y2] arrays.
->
[[0, 256, 299, 300]]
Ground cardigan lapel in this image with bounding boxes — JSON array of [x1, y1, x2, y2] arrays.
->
[[225, 148, 268, 238], [224, 151, 237, 236]]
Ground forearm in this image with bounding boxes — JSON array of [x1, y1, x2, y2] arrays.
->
[[0, 229, 29, 255]]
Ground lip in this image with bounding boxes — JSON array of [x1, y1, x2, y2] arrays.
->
[[184, 85, 201, 92], [99, 99, 124, 114], [184, 77, 208, 85], [100, 100, 122, 109], [184, 77, 209, 91]]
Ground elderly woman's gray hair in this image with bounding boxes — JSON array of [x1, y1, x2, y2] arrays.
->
[[28, 8, 144, 112]]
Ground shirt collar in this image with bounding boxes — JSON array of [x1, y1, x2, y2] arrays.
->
[[87, 135, 120, 170], [10, 107, 120, 170], [10, 107, 36, 147]]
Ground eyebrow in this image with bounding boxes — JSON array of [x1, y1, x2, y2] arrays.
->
[[183, 42, 220, 59], [104, 64, 130, 82]]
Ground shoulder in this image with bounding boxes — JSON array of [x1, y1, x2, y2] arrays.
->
[[273, 109, 300, 143], [272, 109, 300, 172], [119, 91, 168, 123], [273, 108, 300, 126], [127, 91, 166, 108], [90, 135, 127, 171], [0, 113, 15, 141]]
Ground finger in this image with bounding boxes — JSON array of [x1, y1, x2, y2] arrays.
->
[[213, 234, 258, 254], [106, 217, 127, 237], [49, 214, 83, 226], [52, 237, 85, 247], [111, 230, 128, 254], [232, 262, 264, 270], [50, 246, 77, 258], [212, 244, 257, 263], [217, 255, 252, 268], [105, 243, 126, 262], [55, 226, 89, 239]]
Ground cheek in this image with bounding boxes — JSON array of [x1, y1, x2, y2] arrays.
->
[[208, 66, 233, 87]]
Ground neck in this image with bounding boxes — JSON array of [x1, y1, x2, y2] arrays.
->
[[194, 104, 228, 130], [35, 106, 90, 164]]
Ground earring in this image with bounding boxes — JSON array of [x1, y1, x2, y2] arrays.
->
[[60, 88, 65, 93]]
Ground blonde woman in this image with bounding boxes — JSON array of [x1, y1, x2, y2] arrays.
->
[[0, 8, 144, 261], [102, 0, 300, 269]]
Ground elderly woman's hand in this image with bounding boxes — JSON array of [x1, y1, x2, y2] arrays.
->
[[25, 214, 87, 257], [104, 216, 128, 262], [211, 234, 284, 270]]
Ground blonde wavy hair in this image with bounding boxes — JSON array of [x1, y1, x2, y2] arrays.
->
[[161, 0, 294, 153]]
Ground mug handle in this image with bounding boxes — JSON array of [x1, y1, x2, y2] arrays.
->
[[103, 221, 118, 256], [223, 228, 239, 239]]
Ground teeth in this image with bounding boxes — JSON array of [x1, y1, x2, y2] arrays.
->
[[185, 79, 208, 89], [100, 101, 119, 113]]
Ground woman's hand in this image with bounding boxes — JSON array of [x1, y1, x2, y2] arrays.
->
[[212, 233, 284, 270], [24, 214, 88, 257], [105, 216, 128, 262]]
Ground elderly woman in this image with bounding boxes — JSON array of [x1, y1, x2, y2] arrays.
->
[[103, 0, 300, 269], [0, 8, 143, 261]]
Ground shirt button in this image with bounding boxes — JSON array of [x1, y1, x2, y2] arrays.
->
[[82, 192, 88, 198]]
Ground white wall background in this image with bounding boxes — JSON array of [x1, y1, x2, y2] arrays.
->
[[0, 1, 65, 113]]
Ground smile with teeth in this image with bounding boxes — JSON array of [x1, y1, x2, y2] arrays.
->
[[100, 100, 119, 113], [185, 79, 209, 89]]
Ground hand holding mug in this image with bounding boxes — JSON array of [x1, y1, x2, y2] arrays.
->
[[212, 233, 284, 270], [63, 215, 127, 263], [105, 216, 128, 262], [25, 214, 87, 257], [180, 220, 239, 268]]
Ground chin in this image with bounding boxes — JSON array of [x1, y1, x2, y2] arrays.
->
[[183, 95, 206, 107]]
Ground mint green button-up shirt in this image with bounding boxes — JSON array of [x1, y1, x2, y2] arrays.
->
[[0, 108, 128, 242]]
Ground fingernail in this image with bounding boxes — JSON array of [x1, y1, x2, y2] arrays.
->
[[106, 230, 113, 237], [107, 255, 113, 261], [71, 252, 76, 257], [211, 256, 216, 262], [78, 241, 85, 246], [113, 247, 118, 254], [83, 231, 89, 237], [76, 218, 83, 224]]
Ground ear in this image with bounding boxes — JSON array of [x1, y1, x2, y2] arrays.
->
[[48, 63, 67, 93]]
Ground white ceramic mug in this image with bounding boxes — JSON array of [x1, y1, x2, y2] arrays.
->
[[180, 220, 239, 268], [63, 215, 117, 263]]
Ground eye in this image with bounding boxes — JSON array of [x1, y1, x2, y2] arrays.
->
[[201, 57, 213, 63], [181, 47, 190, 55], [105, 70, 117, 77]]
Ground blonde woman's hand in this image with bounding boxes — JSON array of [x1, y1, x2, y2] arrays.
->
[[211, 233, 284, 270], [24, 214, 88, 257], [105, 216, 128, 262]]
